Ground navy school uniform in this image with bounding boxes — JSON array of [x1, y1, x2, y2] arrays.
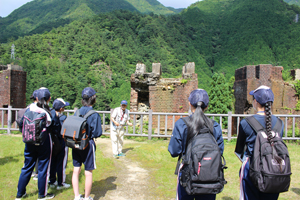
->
[[49, 109, 68, 186], [236, 114, 284, 200], [72, 106, 102, 170], [168, 117, 224, 200], [17, 105, 52, 198]]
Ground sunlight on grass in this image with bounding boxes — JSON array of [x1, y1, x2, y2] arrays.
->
[[1, 135, 300, 200], [0, 135, 116, 200]]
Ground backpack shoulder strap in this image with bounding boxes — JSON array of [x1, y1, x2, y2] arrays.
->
[[245, 116, 265, 133], [245, 116, 282, 134], [273, 117, 283, 134], [83, 110, 97, 119], [174, 116, 190, 175]]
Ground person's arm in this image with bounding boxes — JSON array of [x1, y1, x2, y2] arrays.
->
[[111, 109, 119, 126], [89, 113, 102, 138], [168, 119, 187, 157], [213, 121, 224, 155]]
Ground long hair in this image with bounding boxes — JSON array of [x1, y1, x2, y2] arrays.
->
[[265, 101, 283, 171], [185, 101, 214, 143], [81, 95, 96, 107], [37, 98, 51, 115]]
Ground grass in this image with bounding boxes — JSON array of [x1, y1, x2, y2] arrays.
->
[[0, 135, 116, 200], [1, 135, 300, 199]]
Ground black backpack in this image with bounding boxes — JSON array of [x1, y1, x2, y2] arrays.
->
[[22, 111, 47, 145], [61, 109, 96, 150], [246, 116, 291, 193], [177, 117, 227, 195]]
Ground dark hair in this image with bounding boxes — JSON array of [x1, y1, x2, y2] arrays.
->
[[264, 101, 283, 171], [36, 98, 51, 115], [30, 95, 35, 101], [185, 101, 214, 143], [81, 95, 96, 106]]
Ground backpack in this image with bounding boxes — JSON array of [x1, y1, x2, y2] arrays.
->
[[177, 117, 227, 195], [61, 109, 96, 150], [49, 109, 65, 156], [22, 111, 47, 145], [246, 116, 291, 193]]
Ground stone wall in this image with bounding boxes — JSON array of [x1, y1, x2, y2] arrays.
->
[[233, 64, 299, 134], [130, 62, 198, 131], [234, 64, 285, 114]]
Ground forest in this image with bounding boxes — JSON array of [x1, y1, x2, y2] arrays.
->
[[0, 0, 300, 114]]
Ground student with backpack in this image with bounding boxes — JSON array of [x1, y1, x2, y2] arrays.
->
[[168, 89, 225, 200], [235, 85, 290, 200], [48, 98, 71, 190], [72, 87, 102, 200], [16, 88, 55, 200]]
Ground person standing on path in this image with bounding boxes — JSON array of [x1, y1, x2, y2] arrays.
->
[[110, 100, 132, 158]]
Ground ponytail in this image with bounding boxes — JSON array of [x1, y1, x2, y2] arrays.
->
[[37, 98, 51, 116], [186, 101, 214, 143], [265, 101, 283, 171]]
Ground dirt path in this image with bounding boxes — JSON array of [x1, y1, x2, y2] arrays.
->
[[94, 138, 158, 200]]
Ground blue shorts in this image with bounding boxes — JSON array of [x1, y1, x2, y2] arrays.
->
[[72, 139, 96, 171]]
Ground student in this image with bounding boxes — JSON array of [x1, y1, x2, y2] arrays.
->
[[235, 85, 284, 200], [48, 98, 70, 190], [16, 88, 54, 200], [110, 100, 132, 158], [72, 87, 102, 200], [168, 89, 224, 200]]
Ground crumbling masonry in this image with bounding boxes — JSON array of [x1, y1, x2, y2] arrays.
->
[[130, 62, 198, 130]]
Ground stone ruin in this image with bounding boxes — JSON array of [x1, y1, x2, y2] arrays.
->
[[233, 64, 300, 134], [130, 62, 198, 131], [0, 64, 27, 125], [234, 64, 298, 115]]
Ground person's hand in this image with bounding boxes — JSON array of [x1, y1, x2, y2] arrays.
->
[[115, 122, 120, 126], [128, 122, 133, 126]]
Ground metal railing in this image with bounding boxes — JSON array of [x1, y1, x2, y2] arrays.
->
[[1, 106, 300, 141]]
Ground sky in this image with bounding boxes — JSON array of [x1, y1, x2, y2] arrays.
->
[[0, 0, 200, 17]]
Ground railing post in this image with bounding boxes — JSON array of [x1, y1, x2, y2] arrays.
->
[[7, 106, 12, 134], [148, 109, 152, 140], [110, 109, 113, 136], [227, 111, 232, 141]]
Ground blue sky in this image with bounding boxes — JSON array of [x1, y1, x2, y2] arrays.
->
[[0, 0, 200, 17]]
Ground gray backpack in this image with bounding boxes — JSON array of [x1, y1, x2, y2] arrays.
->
[[246, 116, 291, 193], [61, 110, 96, 150]]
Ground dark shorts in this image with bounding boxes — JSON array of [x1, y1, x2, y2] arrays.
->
[[72, 139, 96, 171]]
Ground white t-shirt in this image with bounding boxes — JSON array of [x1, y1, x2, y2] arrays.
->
[[111, 107, 130, 130]]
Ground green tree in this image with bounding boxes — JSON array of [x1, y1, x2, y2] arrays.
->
[[208, 73, 233, 128]]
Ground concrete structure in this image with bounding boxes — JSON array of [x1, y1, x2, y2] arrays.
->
[[0, 64, 26, 124], [130, 62, 198, 130]]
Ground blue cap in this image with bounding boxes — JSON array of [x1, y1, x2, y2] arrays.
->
[[250, 85, 274, 105], [121, 100, 128, 105], [32, 90, 39, 99], [188, 89, 209, 108], [82, 87, 97, 98], [53, 98, 70, 110], [37, 87, 51, 101]]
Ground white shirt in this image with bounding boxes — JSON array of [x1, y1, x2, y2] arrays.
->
[[111, 107, 130, 130]]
